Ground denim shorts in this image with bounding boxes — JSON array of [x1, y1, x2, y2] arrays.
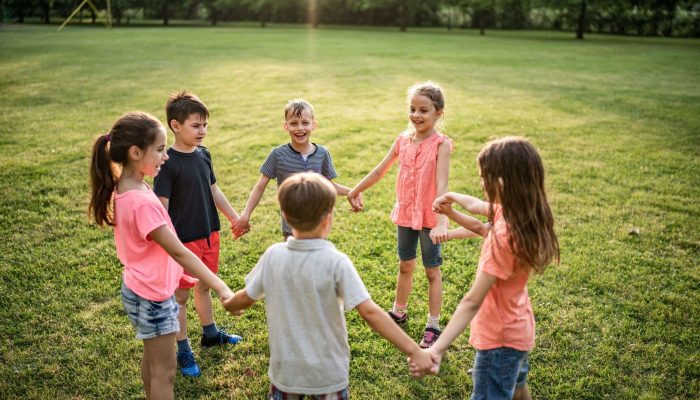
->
[[121, 283, 179, 340], [269, 384, 349, 400], [471, 347, 529, 400], [397, 226, 443, 268]]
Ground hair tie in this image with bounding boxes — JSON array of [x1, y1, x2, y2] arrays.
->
[[104, 133, 111, 141]]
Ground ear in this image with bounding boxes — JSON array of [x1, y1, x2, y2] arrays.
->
[[170, 119, 180, 133], [282, 121, 288, 131], [436, 109, 444, 119], [128, 145, 142, 161], [312, 120, 318, 129]]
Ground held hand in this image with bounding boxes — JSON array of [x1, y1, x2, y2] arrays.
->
[[407, 348, 436, 377], [347, 190, 364, 212], [218, 287, 234, 303], [429, 225, 448, 244], [232, 216, 251, 239], [428, 348, 443, 375], [432, 194, 452, 214], [221, 296, 244, 316]]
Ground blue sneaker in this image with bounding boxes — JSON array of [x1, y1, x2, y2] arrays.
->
[[200, 329, 242, 348], [176, 351, 201, 378]]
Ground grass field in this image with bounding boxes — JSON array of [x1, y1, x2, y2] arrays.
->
[[0, 23, 698, 399]]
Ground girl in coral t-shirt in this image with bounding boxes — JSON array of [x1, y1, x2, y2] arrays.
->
[[88, 112, 235, 400], [348, 81, 453, 348], [411, 137, 560, 400]]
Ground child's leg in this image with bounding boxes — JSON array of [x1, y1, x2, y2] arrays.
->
[[143, 333, 177, 400], [174, 288, 190, 342], [425, 266, 442, 319], [394, 258, 416, 311], [193, 282, 215, 326], [513, 384, 531, 400]]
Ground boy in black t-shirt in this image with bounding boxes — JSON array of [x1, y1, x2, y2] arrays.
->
[[154, 91, 247, 378]]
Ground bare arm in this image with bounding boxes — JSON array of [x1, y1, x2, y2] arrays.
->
[[149, 225, 233, 301], [433, 192, 490, 217], [222, 288, 256, 316], [211, 183, 245, 238], [441, 206, 490, 238], [355, 299, 434, 371], [447, 227, 482, 241], [348, 141, 399, 199], [429, 140, 451, 244], [158, 196, 169, 210], [234, 175, 271, 234]]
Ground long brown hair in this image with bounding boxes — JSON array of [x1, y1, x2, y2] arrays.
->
[[88, 112, 163, 227], [478, 137, 560, 273]]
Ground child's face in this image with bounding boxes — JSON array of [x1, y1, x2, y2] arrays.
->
[[409, 94, 442, 135], [141, 127, 169, 178], [283, 109, 316, 147], [172, 113, 208, 149]]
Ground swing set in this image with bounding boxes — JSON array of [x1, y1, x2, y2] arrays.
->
[[57, 0, 112, 31]]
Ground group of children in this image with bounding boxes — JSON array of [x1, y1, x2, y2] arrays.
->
[[88, 82, 560, 400]]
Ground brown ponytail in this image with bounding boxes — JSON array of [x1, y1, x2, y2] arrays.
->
[[88, 112, 163, 227]]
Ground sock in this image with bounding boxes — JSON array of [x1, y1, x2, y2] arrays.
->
[[392, 303, 408, 316], [426, 314, 441, 330], [177, 339, 192, 354], [202, 323, 219, 339]]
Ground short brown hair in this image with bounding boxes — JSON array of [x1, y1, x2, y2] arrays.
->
[[284, 99, 314, 121], [165, 91, 209, 132], [278, 172, 336, 232]]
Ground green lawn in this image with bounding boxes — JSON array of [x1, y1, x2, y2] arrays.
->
[[0, 23, 698, 399]]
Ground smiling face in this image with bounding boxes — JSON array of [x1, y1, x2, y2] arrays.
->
[[283, 108, 316, 149], [141, 126, 169, 177], [171, 113, 208, 152], [409, 94, 443, 136]]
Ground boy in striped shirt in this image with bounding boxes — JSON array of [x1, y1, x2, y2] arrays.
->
[[234, 99, 360, 240]]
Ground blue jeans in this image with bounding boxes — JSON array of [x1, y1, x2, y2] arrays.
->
[[471, 348, 529, 400], [397, 226, 443, 267]]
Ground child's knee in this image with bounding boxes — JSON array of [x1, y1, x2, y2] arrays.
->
[[399, 259, 416, 274], [174, 288, 190, 305], [424, 266, 441, 282]]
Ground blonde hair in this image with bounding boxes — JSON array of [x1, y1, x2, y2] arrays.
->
[[278, 172, 336, 232]]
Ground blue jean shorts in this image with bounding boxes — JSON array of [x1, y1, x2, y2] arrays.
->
[[397, 226, 443, 268], [471, 347, 529, 400], [121, 283, 179, 340]]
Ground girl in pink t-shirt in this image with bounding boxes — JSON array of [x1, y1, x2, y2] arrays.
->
[[348, 82, 453, 348], [89, 112, 235, 399], [409, 137, 560, 400]]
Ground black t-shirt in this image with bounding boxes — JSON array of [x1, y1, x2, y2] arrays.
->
[[153, 146, 220, 243]]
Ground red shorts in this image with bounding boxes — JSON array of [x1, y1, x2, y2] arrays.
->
[[178, 231, 220, 290]]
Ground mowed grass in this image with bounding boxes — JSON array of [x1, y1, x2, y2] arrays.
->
[[0, 23, 698, 399]]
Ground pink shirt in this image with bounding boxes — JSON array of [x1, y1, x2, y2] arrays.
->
[[469, 205, 535, 351], [114, 189, 185, 301], [391, 132, 452, 230]]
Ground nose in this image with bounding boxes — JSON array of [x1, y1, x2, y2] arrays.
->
[[163, 152, 169, 161]]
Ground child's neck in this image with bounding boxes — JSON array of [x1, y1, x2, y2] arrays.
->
[[171, 141, 197, 153], [411, 127, 437, 143], [290, 141, 314, 155], [117, 165, 147, 193]]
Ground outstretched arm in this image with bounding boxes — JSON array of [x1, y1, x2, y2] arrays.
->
[[212, 183, 245, 239], [150, 225, 233, 301], [222, 288, 256, 316], [234, 175, 271, 236], [356, 299, 434, 372], [433, 192, 490, 217], [347, 141, 399, 211]]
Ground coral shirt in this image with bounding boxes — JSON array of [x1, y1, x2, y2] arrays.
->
[[114, 189, 186, 301], [469, 205, 535, 351], [391, 132, 452, 230]]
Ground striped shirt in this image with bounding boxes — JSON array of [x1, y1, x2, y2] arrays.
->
[[260, 143, 338, 233]]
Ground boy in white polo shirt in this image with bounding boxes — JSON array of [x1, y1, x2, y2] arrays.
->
[[224, 172, 432, 399]]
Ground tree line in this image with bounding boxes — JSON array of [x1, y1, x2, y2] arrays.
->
[[4, 0, 699, 38]]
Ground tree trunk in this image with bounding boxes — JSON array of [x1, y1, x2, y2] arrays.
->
[[42, 1, 50, 24], [91, 9, 96, 24], [163, 2, 169, 26], [399, 0, 407, 32], [576, 0, 587, 40]]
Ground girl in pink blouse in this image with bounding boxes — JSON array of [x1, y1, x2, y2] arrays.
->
[[89, 112, 235, 400], [348, 82, 453, 348], [411, 137, 560, 400]]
